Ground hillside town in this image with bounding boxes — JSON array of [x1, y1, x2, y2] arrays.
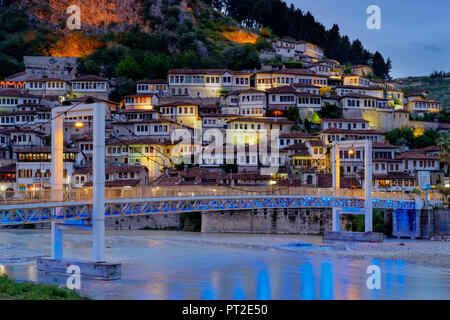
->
[[0, 39, 448, 199]]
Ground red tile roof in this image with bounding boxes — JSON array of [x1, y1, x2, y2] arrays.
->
[[72, 75, 109, 82], [321, 128, 381, 134], [396, 152, 438, 160], [74, 165, 148, 175], [373, 172, 415, 179], [84, 179, 141, 187], [322, 118, 369, 123], [266, 86, 297, 94], [280, 131, 317, 139], [372, 142, 399, 149], [307, 139, 326, 147], [227, 117, 294, 124]]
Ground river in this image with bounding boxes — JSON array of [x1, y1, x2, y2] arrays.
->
[[0, 230, 449, 299]]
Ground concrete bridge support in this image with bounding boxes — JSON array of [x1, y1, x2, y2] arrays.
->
[[39, 102, 120, 280], [331, 140, 373, 233]]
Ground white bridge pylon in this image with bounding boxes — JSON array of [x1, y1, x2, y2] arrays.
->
[[332, 140, 373, 232], [51, 101, 106, 263]]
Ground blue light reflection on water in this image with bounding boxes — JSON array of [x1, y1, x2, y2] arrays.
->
[[320, 262, 333, 300], [0, 234, 449, 300], [299, 262, 315, 299], [256, 269, 271, 300]]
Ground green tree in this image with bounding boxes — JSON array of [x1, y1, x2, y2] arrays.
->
[[385, 127, 414, 146], [255, 37, 272, 51], [0, 54, 23, 79], [143, 53, 173, 79], [220, 44, 260, 70], [115, 55, 144, 80], [83, 59, 101, 75], [109, 77, 135, 102], [437, 132, 450, 166], [286, 106, 300, 125], [304, 119, 312, 132], [371, 51, 392, 79], [318, 103, 342, 119]]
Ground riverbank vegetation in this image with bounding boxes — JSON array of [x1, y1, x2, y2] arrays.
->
[[0, 275, 88, 300]]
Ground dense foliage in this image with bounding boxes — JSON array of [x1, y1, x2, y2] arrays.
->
[[405, 73, 450, 110], [384, 127, 440, 149], [0, 0, 393, 87], [0, 274, 87, 300], [0, 9, 53, 78], [207, 0, 392, 78]]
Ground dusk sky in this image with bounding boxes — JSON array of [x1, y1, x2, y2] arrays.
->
[[289, 0, 450, 78]]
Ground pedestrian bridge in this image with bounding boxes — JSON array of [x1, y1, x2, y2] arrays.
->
[[0, 186, 419, 226]]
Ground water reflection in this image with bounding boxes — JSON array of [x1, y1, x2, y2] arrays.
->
[[1, 235, 449, 300], [320, 262, 333, 300], [256, 269, 271, 300], [300, 263, 315, 300]]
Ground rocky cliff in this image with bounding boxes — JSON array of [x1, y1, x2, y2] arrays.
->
[[9, 0, 148, 30]]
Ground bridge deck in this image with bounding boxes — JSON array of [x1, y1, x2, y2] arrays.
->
[[0, 194, 416, 226]]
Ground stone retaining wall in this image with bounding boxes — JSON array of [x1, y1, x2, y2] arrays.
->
[[105, 214, 181, 230], [201, 208, 351, 234]]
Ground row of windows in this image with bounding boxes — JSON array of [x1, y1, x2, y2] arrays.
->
[[136, 125, 168, 133], [107, 146, 163, 154], [298, 97, 321, 105], [405, 160, 436, 168], [1, 98, 19, 105], [376, 179, 415, 187], [234, 123, 263, 130], [292, 159, 312, 167], [137, 84, 167, 91], [375, 163, 400, 171], [241, 108, 263, 115], [314, 66, 329, 72], [80, 144, 93, 151], [327, 135, 379, 142], [17, 153, 76, 162], [125, 114, 154, 121], [72, 82, 106, 90], [74, 172, 137, 184], [18, 169, 58, 178], [326, 122, 366, 129], [241, 95, 264, 102], [11, 134, 36, 143], [340, 150, 362, 159], [124, 97, 151, 104], [413, 102, 440, 110], [203, 118, 222, 125], [374, 151, 393, 159], [274, 95, 295, 103], [29, 82, 65, 89], [276, 77, 294, 84], [0, 115, 48, 124], [161, 106, 196, 115]]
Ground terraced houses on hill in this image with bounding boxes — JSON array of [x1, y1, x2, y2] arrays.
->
[[0, 49, 447, 195]]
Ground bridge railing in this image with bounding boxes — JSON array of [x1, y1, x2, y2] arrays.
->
[[0, 185, 436, 206], [110, 186, 367, 199]]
